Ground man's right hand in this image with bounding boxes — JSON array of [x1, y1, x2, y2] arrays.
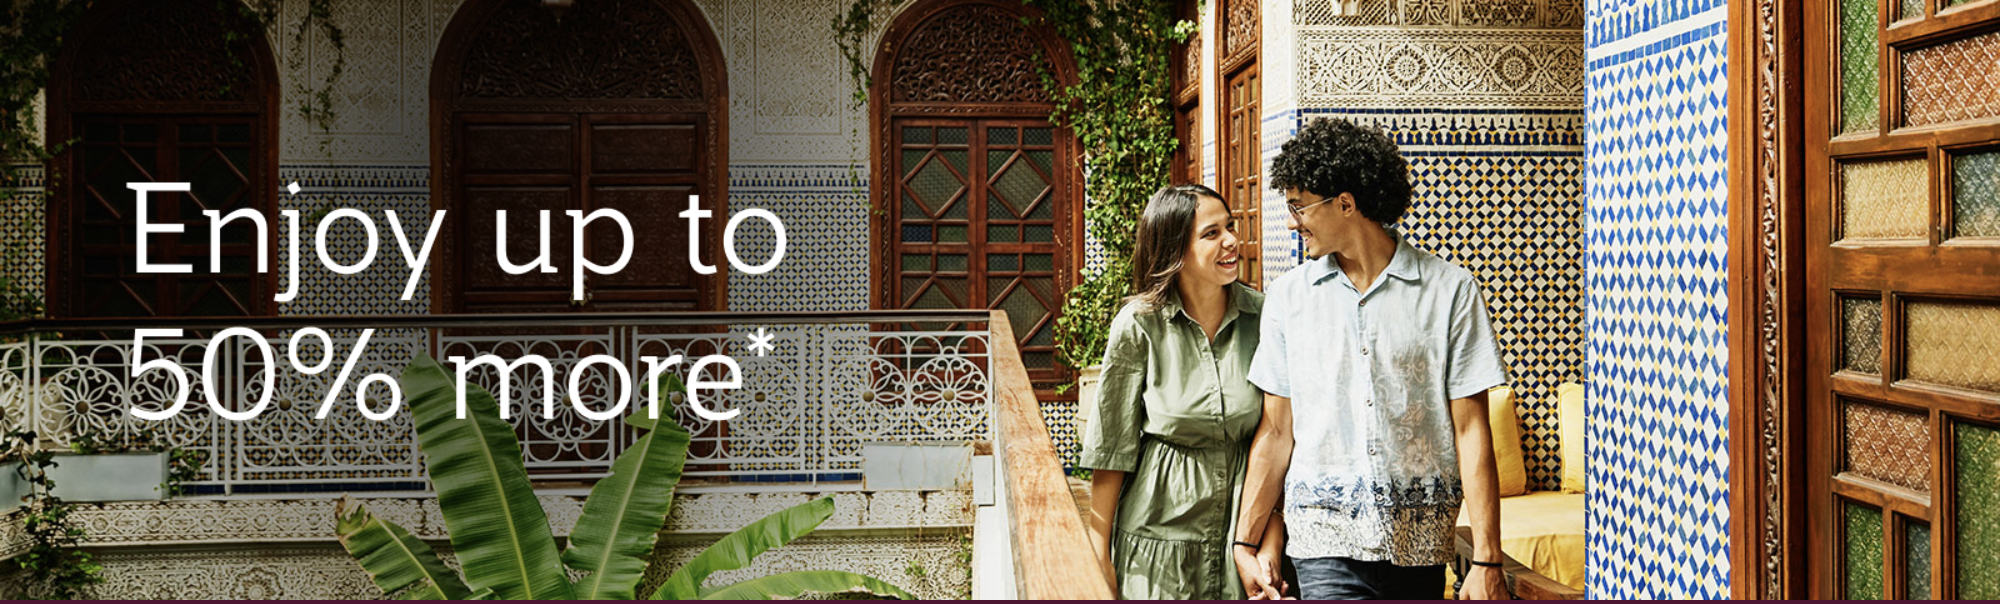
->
[[1234, 546, 1280, 599]]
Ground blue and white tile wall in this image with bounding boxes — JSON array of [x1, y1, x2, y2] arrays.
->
[[1582, 0, 1730, 598]]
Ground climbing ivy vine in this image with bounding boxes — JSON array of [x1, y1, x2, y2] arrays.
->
[[833, 0, 1191, 370]]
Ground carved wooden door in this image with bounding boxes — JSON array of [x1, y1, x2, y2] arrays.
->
[[1219, 0, 1261, 286], [889, 119, 1069, 380], [48, 0, 277, 318], [1803, 0, 1999, 598], [874, 0, 1081, 394], [453, 112, 709, 314], [433, 0, 727, 314]]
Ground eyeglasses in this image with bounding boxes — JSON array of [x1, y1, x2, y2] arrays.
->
[[1285, 197, 1336, 220]]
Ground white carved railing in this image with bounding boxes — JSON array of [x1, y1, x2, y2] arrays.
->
[[0, 311, 993, 495]]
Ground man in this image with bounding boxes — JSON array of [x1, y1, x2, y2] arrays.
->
[[1230, 117, 1509, 600]]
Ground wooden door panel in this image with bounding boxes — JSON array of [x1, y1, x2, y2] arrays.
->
[[448, 111, 713, 313], [461, 186, 576, 311], [589, 121, 700, 174], [71, 117, 264, 318], [463, 122, 574, 174], [1804, 0, 2000, 598], [1224, 65, 1262, 285], [588, 185, 703, 310]]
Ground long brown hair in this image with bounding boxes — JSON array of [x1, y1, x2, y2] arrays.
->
[[1127, 184, 1228, 310]]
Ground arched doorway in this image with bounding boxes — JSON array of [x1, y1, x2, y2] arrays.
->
[[1216, 0, 1260, 286], [872, 0, 1082, 394], [46, 0, 280, 318], [430, 0, 728, 314]]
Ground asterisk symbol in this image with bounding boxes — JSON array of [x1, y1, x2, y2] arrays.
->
[[746, 328, 776, 357]]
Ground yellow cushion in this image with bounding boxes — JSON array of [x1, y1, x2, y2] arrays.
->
[[1558, 382, 1586, 493], [1488, 387, 1527, 497], [1458, 490, 1586, 591]]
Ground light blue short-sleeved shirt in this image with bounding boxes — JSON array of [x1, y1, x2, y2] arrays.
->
[[1248, 235, 1508, 566]]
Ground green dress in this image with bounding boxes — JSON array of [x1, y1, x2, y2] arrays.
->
[[1078, 284, 1265, 600]]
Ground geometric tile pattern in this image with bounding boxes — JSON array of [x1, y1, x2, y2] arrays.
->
[[725, 164, 870, 312], [1582, 0, 1730, 597], [274, 166, 432, 317], [271, 0, 460, 164], [1402, 149, 1585, 489], [0, 166, 45, 306]]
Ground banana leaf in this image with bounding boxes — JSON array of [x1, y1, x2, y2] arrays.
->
[[652, 497, 836, 599], [401, 354, 575, 600], [564, 374, 694, 599], [334, 497, 471, 600], [698, 571, 916, 600]]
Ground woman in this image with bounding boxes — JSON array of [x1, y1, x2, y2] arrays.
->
[[1078, 184, 1285, 599]]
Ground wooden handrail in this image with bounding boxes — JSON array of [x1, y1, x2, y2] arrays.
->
[[989, 310, 1115, 600]]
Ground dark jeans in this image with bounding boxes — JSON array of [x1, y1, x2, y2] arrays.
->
[[1290, 556, 1447, 600]]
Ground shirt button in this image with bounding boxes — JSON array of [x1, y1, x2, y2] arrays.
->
[[1365, 399, 1373, 406], [1361, 348, 1371, 356], [1368, 446, 1380, 456]]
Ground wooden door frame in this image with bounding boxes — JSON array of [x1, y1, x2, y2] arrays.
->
[[1216, 0, 1260, 287], [44, 0, 282, 319], [1729, 0, 1808, 598], [428, 0, 730, 314]]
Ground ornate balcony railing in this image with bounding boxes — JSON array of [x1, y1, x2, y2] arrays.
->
[[0, 311, 993, 495]]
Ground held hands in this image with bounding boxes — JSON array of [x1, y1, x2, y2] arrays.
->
[[1233, 545, 1292, 600], [1460, 564, 1507, 600]]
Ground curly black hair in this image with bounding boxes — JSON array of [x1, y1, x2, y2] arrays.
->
[[1269, 117, 1413, 225]]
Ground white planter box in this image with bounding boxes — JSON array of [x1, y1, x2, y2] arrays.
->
[[861, 443, 972, 491], [44, 452, 167, 502], [0, 462, 25, 512]]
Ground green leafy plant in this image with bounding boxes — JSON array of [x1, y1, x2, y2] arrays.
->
[[1024, 0, 1185, 370], [834, 0, 1187, 369], [2, 428, 102, 599], [335, 354, 916, 600]]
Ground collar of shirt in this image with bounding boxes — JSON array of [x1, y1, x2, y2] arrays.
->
[[1157, 283, 1255, 333], [1303, 234, 1424, 298]]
